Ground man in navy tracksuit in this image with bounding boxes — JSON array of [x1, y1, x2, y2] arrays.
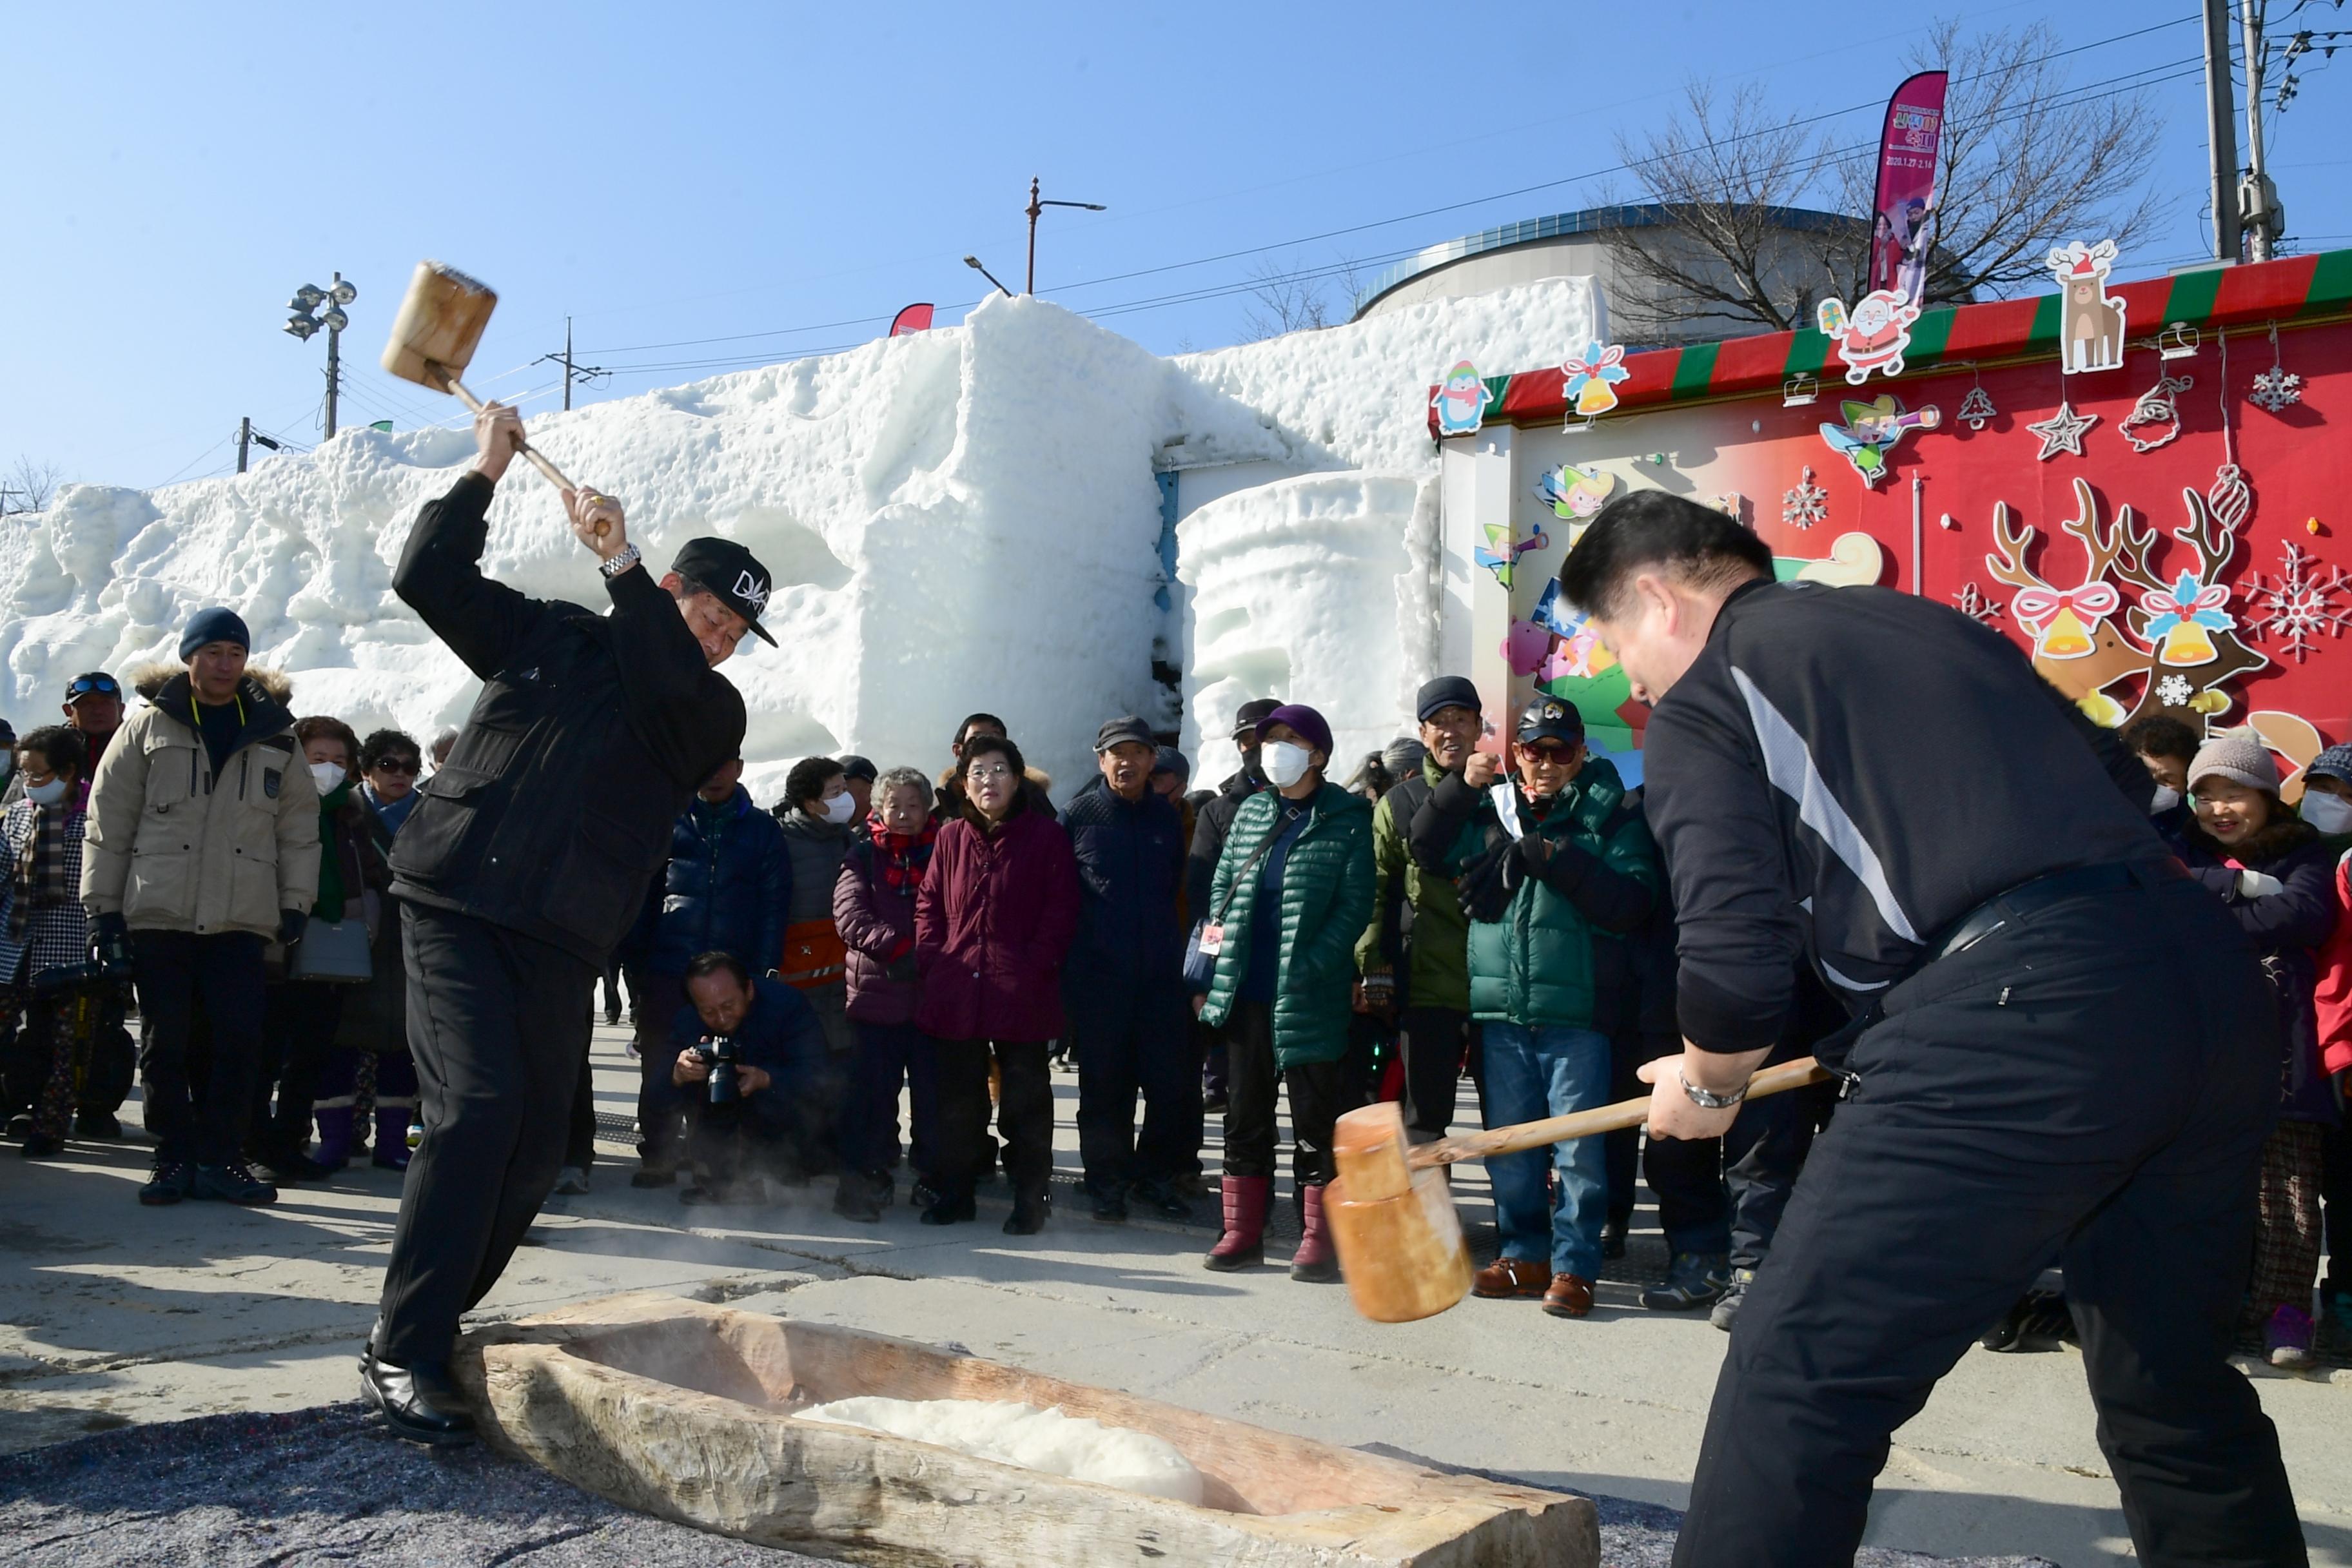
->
[[1562, 490, 2302, 1567]]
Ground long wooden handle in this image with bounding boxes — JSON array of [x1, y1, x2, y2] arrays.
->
[[1407, 1056, 1830, 1170], [438, 368, 576, 492]]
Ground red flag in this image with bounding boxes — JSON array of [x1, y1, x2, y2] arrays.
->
[[889, 303, 935, 337], [1867, 71, 1948, 302]]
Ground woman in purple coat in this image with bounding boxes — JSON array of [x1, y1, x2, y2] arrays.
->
[[915, 733, 1080, 1234], [832, 766, 943, 1222]]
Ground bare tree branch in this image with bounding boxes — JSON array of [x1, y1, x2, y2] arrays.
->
[[1, 456, 63, 516], [1237, 254, 1337, 342]]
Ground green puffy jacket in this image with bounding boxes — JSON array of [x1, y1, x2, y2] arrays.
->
[[1414, 758, 1658, 1030], [1199, 781, 1375, 1069], [1353, 756, 1469, 1012]]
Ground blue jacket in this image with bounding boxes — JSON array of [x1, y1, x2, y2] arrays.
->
[[1061, 774, 1187, 984], [666, 975, 829, 1128], [632, 785, 792, 978]]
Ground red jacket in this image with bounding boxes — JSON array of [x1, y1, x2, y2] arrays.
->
[[915, 805, 1080, 1043], [2318, 847, 2352, 1079]]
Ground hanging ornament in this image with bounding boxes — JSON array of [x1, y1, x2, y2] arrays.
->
[[2241, 540, 2352, 662], [2249, 322, 2303, 414], [2210, 332, 2254, 531], [1781, 464, 1828, 529], [2119, 371, 2192, 453], [1956, 380, 1997, 431], [1952, 583, 2003, 625], [2025, 401, 2098, 460], [2155, 673, 2195, 709]]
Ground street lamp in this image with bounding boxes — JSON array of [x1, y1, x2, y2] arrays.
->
[[1024, 177, 1106, 295], [284, 272, 357, 439], [963, 255, 1015, 298]]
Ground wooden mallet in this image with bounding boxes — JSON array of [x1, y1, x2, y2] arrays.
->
[[1326, 1057, 1830, 1322], [381, 260, 580, 496]]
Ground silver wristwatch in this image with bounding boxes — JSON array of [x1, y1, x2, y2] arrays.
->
[[1679, 1066, 1749, 1110], [598, 542, 642, 578]]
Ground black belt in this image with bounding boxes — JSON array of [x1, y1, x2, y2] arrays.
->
[[1934, 857, 2188, 961]]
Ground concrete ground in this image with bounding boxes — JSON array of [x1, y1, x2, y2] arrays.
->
[[1, 1023, 2347, 1567]]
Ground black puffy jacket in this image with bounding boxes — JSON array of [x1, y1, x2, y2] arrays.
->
[[1062, 774, 1188, 983], [389, 473, 747, 966]]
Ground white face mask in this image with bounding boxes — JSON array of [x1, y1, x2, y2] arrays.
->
[[822, 791, 858, 825], [309, 761, 346, 792], [2301, 789, 2352, 835], [24, 777, 69, 807], [2148, 785, 2182, 814], [1264, 741, 1315, 789]]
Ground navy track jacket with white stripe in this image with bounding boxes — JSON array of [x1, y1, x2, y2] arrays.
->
[[1642, 578, 2162, 1054]]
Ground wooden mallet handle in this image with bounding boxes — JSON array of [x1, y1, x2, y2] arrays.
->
[[435, 364, 576, 493], [1407, 1056, 1832, 1170]]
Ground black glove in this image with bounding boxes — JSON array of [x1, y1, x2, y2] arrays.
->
[[279, 908, 308, 946], [93, 911, 129, 951], [886, 954, 919, 985]]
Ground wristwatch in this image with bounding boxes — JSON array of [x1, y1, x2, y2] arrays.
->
[[598, 542, 642, 578], [1679, 1066, 1749, 1110]]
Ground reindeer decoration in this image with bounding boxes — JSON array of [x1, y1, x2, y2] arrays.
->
[[2046, 240, 2128, 375], [1985, 476, 2267, 730]]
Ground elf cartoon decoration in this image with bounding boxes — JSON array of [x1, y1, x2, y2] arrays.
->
[[1821, 395, 1941, 486], [1818, 289, 1921, 384]]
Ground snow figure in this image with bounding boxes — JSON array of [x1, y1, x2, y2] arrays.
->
[[1475, 519, 1549, 589], [2139, 569, 2235, 667], [1560, 342, 1630, 419], [1821, 395, 1941, 487], [2242, 541, 2352, 662], [1432, 360, 1493, 435], [1818, 289, 1921, 385], [2045, 240, 2128, 375]]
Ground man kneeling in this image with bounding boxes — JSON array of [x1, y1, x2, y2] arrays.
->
[[665, 951, 826, 1204]]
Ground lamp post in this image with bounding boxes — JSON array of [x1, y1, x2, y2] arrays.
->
[[963, 254, 1015, 298], [1023, 177, 1106, 294], [284, 272, 357, 439]]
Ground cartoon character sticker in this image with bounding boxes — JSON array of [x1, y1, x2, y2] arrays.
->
[[1821, 395, 1941, 487], [2046, 240, 2127, 375], [1561, 342, 1630, 420], [1432, 360, 1494, 436], [1818, 289, 1922, 384], [1474, 520, 1549, 590]]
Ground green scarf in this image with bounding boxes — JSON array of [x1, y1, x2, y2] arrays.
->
[[316, 781, 353, 921]]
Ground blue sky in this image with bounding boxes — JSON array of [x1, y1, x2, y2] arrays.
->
[[7, 1, 2346, 491]]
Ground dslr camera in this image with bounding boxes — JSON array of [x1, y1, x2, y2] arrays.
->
[[691, 1034, 739, 1105]]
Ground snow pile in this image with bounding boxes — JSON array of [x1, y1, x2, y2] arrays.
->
[[797, 1396, 1206, 1504], [0, 276, 1597, 799]]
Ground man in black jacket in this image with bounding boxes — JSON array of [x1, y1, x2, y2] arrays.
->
[[1064, 716, 1192, 1221], [363, 402, 770, 1446], [1185, 698, 1276, 1113], [1562, 491, 2300, 1565]]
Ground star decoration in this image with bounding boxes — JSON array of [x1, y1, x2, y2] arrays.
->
[[2026, 401, 2098, 460], [1952, 583, 2003, 625], [1781, 465, 1828, 529], [2156, 673, 2193, 709], [2242, 540, 2352, 662], [2250, 364, 2304, 414], [1956, 384, 1997, 431]]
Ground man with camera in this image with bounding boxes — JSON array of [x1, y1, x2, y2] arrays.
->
[[662, 950, 828, 1204]]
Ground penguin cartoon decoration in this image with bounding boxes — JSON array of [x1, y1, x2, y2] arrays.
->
[[1432, 360, 1494, 436]]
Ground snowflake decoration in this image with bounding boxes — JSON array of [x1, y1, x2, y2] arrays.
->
[[2241, 540, 2352, 662], [1956, 383, 1997, 431], [1952, 582, 2003, 625], [2155, 674, 2193, 709], [2249, 364, 2304, 414], [1782, 465, 1828, 529]]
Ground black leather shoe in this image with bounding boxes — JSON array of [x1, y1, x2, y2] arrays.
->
[[1088, 1184, 1128, 1223], [361, 1350, 477, 1446], [74, 1109, 122, 1141], [1003, 1192, 1050, 1236], [191, 1161, 278, 1205], [629, 1164, 676, 1189], [919, 1193, 976, 1226], [1130, 1178, 1190, 1219]]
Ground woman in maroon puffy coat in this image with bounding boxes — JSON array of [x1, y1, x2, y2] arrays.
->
[[916, 732, 1079, 1234]]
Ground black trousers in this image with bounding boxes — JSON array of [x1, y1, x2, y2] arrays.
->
[[1723, 1073, 1825, 1273], [630, 970, 688, 1168], [1675, 879, 2304, 1567], [1395, 1004, 1465, 1142], [843, 1019, 941, 1177], [935, 1039, 1052, 1201], [564, 1047, 596, 1171], [375, 905, 593, 1367], [1070, 974, 1197, 1192], [133, 930, 268, 1166], [251, 981, 348, 1161], [1606, 1034, 1732, 1252], [1221, 1000, 1353, 1188]]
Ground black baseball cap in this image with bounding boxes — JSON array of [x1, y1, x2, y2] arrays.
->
[[66, 672, 121, 700], [1416, 675, 1482, 723], [1231, 698, 1280, 739], [1095, 715, 1155, 753], [669, 538, 778, 647], [836, 754, 877, 782], [1517, 696, 1586, 746]]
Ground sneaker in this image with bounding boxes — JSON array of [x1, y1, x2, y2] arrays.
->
[[139, 1157, 193, 1205], [257, 1150, 331, 1184], [919, 1193, 976, 1226], [74, 1109, 122, 1141], [19, 1130, 65, 1159], [1640, 1251, 1730, 1311], [910, 1177, 942, 1211], [190, 1161, 278, 1206], [2266, 1304, 2317, 1370], [1130, 1177, 1191, 1219], [1202, 1090, 1230, 1115], [552, 1167, 590, 1196], [1088, 1184, 1129, 1223], [832, 1175, 887, 1224], [4, 1113, 31, 1140], [1710, 1266, 1756, 1331], [1600, 1220, 1628, 1260]]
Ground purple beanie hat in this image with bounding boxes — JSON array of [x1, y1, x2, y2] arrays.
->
[[1262, 703, 1334, 760]]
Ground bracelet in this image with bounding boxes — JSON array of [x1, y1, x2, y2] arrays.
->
[[1679, 1065, 1749, 1110], [598, 542, 642, 578]]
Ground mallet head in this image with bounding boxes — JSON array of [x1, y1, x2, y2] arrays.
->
[[382, 260, 498, 391], [1328, 1102, 1474, 1323]]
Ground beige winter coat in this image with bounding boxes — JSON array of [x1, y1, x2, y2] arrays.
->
[[81, 663, 318, 939]]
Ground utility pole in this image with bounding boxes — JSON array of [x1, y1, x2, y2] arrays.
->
[[324, 288, 342, 439], [239, 417, 251, 475], [537, 317, 607, 411], [2242, 0, 2280, 260], [283, 273, 356, 439], [2205, 0, 2243, 261]]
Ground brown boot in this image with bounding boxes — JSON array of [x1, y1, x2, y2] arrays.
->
[[1290, 1184, 1338, 1282], [1204, 1175, 1270, 1271], [1471, 1258, 1551, 1299], [1543, 1272, 1595, 1318]]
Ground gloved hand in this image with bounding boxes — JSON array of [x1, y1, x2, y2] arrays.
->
[[2236, 868, 2284, 899], [1514, 834, 1554, 870], [886, 954, 919, 985], [92, 911, 129, 952], [279, 908, 309, 945]]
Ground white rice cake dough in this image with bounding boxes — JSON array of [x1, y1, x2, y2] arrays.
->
[[798, 1396, 1206, 1505]]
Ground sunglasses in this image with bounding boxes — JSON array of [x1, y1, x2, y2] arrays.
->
[[1518, 739, 1582, 761], [370, 758, 421, 776], [66, 676, 121, 698]]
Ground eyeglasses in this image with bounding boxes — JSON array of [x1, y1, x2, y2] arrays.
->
[[66, 676, 120, 698], [371, 758, 420, 776], [968, 763, 1015, 781]]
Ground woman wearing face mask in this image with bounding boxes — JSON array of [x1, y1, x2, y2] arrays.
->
[[249, 717, 391, 1181], [2180, 732, 2342, 1370], [0, 728, 93, 1157], [774, 756, 858, 1165], [1193, 704, 1375, 1280], [915, 733, 1080, 1234]]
